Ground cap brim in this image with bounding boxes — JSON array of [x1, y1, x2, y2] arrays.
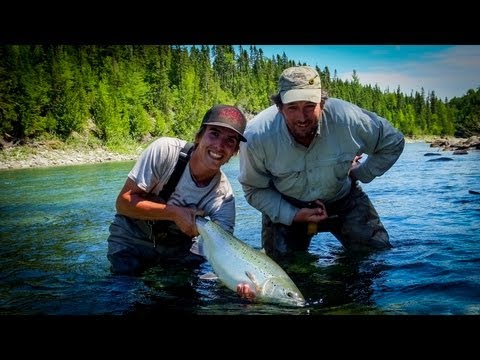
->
[[280, 89, 322, 104], [204, 122, 247, 142]]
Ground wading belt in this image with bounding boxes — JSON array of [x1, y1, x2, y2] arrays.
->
[[280, 192, 355, 235], [281, 189, 355, 217]]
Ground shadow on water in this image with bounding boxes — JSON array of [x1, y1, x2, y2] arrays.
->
[[122, 262, 310, 316], [274, 246, 390, 315], [120, 245, 389, 316], [121, 263, 213, 317]]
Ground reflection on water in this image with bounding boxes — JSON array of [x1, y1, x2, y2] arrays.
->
[[1, 142, 479, 315]]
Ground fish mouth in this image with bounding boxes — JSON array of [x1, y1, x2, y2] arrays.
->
[[273, 297, 306, 308], [262, 278, 306, 307], [283, 292, 306, 307], [297, 299, 307, 307], [288, 297, 306, 308]]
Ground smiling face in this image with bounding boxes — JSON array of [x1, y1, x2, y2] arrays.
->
[[194, 125, 240, 172], [280, 101, 323, 147]]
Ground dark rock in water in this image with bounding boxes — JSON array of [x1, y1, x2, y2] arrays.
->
[[424, 152, 441, 156], [453, 149, 468, 155], [427, 157, 453, 162], [469, 190, 480, 195]]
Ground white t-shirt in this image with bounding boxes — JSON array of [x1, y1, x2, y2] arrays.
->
[[128, 137, 236, 233]]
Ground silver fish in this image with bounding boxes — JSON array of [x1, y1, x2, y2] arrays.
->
[[191, 217, 305, 307]]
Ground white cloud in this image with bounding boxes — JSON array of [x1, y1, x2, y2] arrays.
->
[[341, 46, 480, 100]]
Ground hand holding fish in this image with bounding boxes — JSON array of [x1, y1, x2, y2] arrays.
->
[[193, 217, 305, 306], [236, 283, 256, 301], [174, 207, 205, 237]]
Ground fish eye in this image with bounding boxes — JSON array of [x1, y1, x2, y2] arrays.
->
[[287, 292, 294, 298]]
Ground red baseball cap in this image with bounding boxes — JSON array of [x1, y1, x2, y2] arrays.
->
[[201, 105, 247, 142]]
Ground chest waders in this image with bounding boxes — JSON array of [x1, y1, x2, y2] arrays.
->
[[149, 142, 194, 247]]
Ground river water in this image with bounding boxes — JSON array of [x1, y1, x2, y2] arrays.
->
[[0, 142, 479, 316]]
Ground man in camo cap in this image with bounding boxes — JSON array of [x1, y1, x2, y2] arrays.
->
[[238, 65, 405, 262]]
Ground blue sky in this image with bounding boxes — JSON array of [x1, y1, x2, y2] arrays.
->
[[250, 45, 480, 101]]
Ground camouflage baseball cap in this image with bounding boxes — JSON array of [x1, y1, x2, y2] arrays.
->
[[201, 104, 247, 142], [278, 66, 322, 104]]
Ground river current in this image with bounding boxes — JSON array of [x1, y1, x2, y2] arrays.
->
[[0, 142, 479, 315]]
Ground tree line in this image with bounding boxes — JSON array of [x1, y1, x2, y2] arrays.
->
[[0, 45, 479, 150]]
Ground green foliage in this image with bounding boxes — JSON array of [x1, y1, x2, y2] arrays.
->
[[0, 47, 17, 135], [129, 104, 152, 140], [151, 108, 174, 137], [0, 44, 477, 149], [449, 88, 480, 137]]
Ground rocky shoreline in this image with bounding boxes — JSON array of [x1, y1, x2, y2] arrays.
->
[[1, 136, 479, 171], [0, 142, 139, 170]]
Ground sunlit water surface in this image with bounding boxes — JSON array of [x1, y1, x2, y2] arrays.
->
[[0, 142, 479, 316]]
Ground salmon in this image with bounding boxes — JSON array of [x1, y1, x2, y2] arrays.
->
[[191, 217, 305, 307]]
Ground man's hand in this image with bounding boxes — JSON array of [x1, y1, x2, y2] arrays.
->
[[349, 155, 363, 182], [352, 155, 363, 165], [174, 207, 205, 237], [293, 199, 329, 224], [236, 283, 256, 301]]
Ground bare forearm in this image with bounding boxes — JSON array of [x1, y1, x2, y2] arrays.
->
[[116, 194, 179, 222]]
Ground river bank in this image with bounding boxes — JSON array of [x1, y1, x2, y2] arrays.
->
[[1, 136, 479, 171], [0, 140, 140, 170]]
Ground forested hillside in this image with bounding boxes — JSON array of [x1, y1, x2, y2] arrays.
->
[[1, 45, 478, 151]]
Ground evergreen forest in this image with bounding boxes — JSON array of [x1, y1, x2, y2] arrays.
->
[[1, 45, 479, 151]]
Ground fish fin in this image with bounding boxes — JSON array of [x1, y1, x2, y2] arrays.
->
[[245, 271, 261, 290], [245, 271, 255, 283], [245, 271, 257, 285], [190, 236, 204, 257], [200, 272, 219, 280], [246, 271, 266, 294]]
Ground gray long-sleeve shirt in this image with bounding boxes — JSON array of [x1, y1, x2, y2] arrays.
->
[[238, 98, 405, 226]]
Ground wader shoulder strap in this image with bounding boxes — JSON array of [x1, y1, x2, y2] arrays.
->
[[158, 142, 194, 201]]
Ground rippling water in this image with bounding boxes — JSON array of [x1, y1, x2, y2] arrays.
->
[[0, 142, 479, 316]]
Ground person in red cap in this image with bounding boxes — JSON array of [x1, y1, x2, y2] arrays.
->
[[239, 66, 405, 262], [107, 104, 247, 275]]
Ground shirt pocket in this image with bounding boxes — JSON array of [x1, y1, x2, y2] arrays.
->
[[309, 153, 353, 193], [269, 157, 305, 183]]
